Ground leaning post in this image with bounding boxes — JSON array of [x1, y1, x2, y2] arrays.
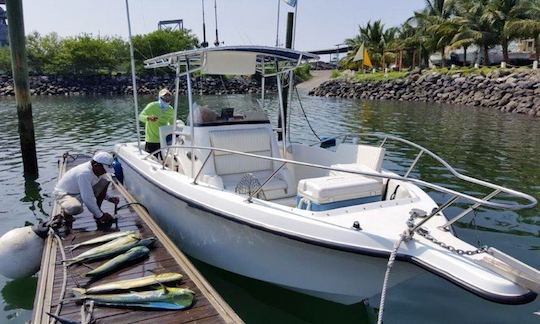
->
[[6, 0, 38, 178]]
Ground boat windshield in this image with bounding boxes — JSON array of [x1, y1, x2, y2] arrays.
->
[[186, 100, 269, 127]]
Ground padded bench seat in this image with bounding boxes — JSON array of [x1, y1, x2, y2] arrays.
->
[[297, 175, 383, 211]]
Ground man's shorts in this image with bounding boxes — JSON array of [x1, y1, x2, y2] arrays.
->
[[56, 178, 110, 216]]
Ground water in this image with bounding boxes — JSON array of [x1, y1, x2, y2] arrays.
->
[[0, 93, 538, 323]]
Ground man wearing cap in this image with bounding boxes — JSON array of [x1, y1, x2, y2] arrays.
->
[[53, 151, 119, 228], [139, 89, 175, 159]]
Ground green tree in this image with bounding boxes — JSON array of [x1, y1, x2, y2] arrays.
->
[[343, 20, 397, 69], [0, 46, 11, 74], [51, 34, 119, 75], [504, 0, 540, 60], [409, 0, 456, 67], [26, 32, 61, 75], [132, 29, 199, 74], [484, 0, 534, 62], [450, 0, 498, 65]]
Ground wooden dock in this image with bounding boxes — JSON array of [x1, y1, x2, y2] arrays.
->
[[32, 153, 243, 324]]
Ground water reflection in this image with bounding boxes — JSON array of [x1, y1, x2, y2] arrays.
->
[[21, 178, 47, 220], [0, 94, 538, 323]]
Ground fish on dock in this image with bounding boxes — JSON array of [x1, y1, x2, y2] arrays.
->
[[71, 287, 195, 310], [85, 246, 151, 278], [68, 230, 138, 251], [45, 312, 82, 324], [65, 235, 156, 266], [73, 272, 183, 294]]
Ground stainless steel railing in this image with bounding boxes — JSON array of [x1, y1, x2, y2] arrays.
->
[[144, 139, 537, 216], [309, 132, 538, 228]]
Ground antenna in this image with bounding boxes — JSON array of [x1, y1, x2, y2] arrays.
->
[[201, 0, 208, 47], [213, 0, 220, 47]]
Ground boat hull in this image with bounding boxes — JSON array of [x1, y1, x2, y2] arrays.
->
[[120, 157, 420, 304]]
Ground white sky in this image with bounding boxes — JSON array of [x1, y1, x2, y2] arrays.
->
[[20, 0, 425, 51]]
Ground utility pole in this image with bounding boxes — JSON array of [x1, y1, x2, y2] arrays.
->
[[6, 0, 38, 178]]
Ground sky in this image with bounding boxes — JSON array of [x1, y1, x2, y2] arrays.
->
[[19, 0, 425, 52]]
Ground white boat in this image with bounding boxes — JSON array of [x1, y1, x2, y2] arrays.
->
[[115, 46, 539, 305]]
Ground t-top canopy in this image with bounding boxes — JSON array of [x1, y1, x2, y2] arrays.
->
[[143, 46, 320, 76]]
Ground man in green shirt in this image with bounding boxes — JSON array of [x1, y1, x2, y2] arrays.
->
[[139, 88, 175, 158]]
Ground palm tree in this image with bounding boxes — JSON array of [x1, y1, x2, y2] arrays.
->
[[504, 0, 540, 60], [408, 0, 455, 67], [484, 0, 535, 63], [449, 0, 497, 65], [344, 20, 397, 69]]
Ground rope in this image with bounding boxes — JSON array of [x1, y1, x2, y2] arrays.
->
[[50, 230, 68, 324], [377, 231, 408, 324], [115, 202, 149, 213], [294, 87, 321, 141]]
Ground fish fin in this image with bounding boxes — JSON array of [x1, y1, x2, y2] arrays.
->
[[64, 260, 76, 267], [152, 278, 169, 293]]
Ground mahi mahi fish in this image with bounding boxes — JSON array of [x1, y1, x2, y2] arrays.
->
[[73, 272, 183, 294], [65, 235, 156, 266], [72, 287, 195, 310], [85, 246, 151, 277], [68, 230, 138, 251]]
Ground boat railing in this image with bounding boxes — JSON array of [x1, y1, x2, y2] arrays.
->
[[145, 142, 537, 227], [309, 132, 537, 228]]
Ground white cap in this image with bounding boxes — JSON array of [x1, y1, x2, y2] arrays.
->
[[159, 88, 172, 98], [92, 151, 114, 174]]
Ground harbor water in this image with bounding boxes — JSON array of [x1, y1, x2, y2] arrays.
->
[[0, 92, 538, 323]]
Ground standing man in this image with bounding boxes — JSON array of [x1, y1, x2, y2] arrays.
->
[[139, 88, 175, 158], [53, 151, 119, 229]]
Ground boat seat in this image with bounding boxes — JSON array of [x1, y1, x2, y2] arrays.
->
[[297, 175, 383, 211], [208, 128, 292, 199], [335, 144, 385, 172]]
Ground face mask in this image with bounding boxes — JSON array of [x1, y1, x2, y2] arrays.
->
[[159, 98, 169, 110]]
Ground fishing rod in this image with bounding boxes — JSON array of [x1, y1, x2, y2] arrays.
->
[[213, 0, 220, 46], [201, 0, 208, 47]]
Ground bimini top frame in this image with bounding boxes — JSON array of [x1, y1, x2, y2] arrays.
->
[[141, 46, 319, 177], [143, 45, 319, 76]]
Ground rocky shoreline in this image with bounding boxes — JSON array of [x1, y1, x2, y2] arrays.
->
[[0, 75, 274, 97], [309, 70, 540, 117]]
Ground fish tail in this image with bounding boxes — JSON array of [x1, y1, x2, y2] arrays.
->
[[46, 312, 81, 324], [68, 244, 80, 252], [71, 287, 86, 295]]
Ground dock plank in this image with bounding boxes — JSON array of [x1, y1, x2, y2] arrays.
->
[[32, 154, 243, 323]]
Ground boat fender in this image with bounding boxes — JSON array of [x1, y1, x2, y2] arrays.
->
[[0, 223, 47, 279], [113, 158, 124, 184]]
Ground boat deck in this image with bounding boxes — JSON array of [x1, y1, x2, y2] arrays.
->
[[32, 153, 243, 324]]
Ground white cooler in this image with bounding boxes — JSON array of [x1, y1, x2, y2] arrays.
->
[[296, 175, 383, 211]]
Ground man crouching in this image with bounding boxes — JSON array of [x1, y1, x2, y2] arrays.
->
[[53, 151, 119, 229]]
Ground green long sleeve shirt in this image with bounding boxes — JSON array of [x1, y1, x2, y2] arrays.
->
[[139, 101, 174, 143]]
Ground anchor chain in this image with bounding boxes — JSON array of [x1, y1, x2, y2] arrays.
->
[[416, 228, 488, 255], [405, 208, 488, 256]]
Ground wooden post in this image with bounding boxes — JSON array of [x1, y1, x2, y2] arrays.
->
[[6, 0, 38, 178]]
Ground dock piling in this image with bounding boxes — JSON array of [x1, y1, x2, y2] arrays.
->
[[6, 0, 38, 178]]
